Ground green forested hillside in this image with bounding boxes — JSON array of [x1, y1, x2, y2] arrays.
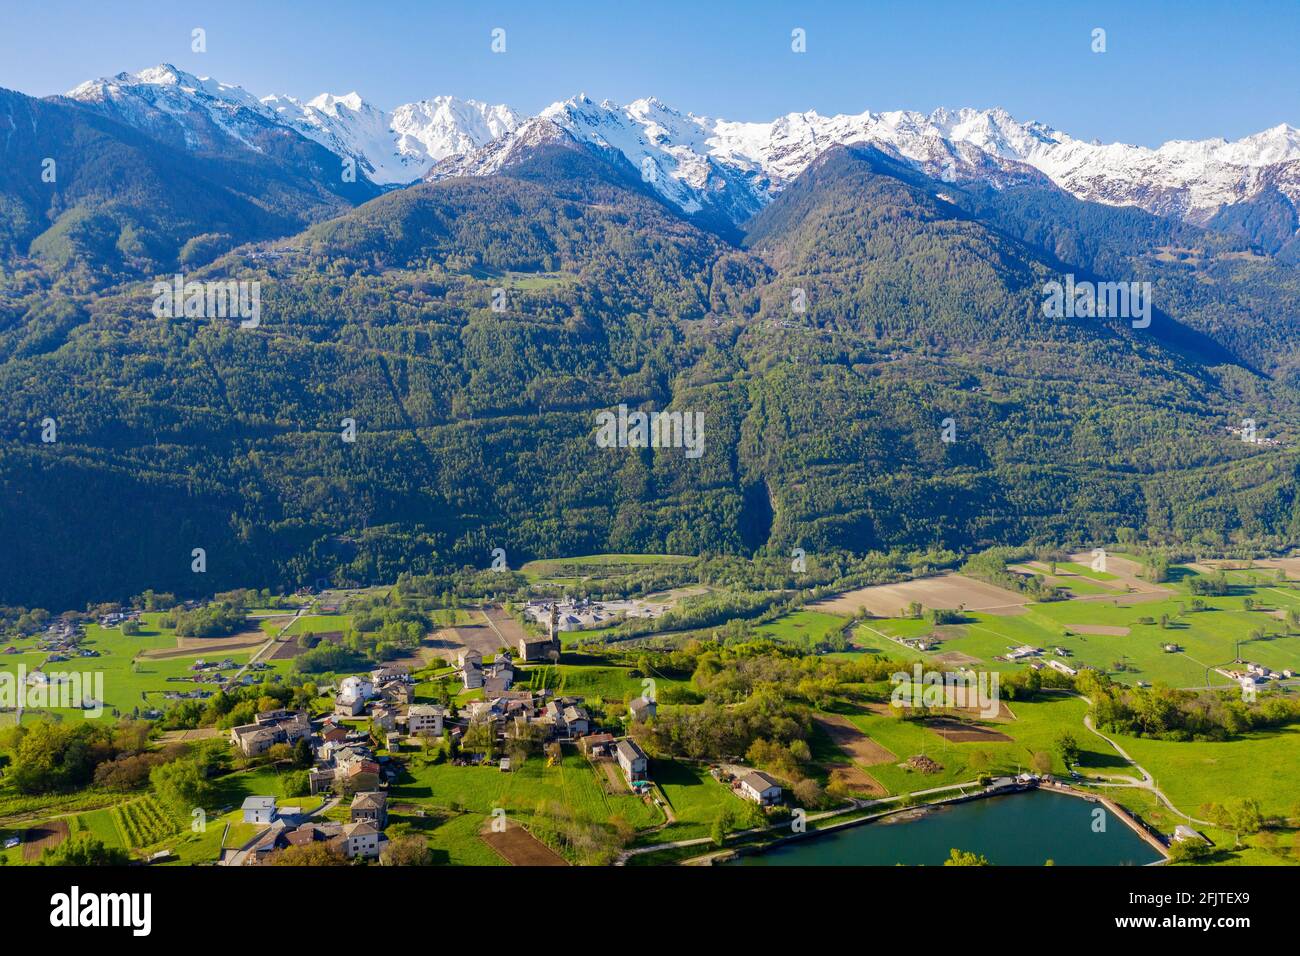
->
[[2, 138, 1299, 609], [0, 87, 378, 290]]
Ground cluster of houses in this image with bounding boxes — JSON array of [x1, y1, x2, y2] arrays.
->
[[457, 648, 518, 693], [1226, 424, 1284, 446], [98, 610, 141, 628], [230, 709, 312, 757], [222, 630, 793, 862], [1218, 661, 1297, 686], [229, 705, 392, 798], [239, 791, 389, 863], [160, 688, 213, 702], [523, 598, 666, 633], [1003, 644, 1095, 678], [333, 663, 415, 716], [11, 619, 103, 664]]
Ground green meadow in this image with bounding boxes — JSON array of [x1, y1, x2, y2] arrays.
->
[[753, 610, 850, 650], [0, 615, 292, 722], [851, 567, 1300, 689], [828, 693, 1128, 795]]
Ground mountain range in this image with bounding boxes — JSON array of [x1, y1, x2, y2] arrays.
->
[[2, 64, 1300, 609], [63, 65, 1300, 237]]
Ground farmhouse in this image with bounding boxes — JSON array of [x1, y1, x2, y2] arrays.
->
[[334, 694, 365, 716], [242, 796, 277, 825], [309, 768, 336, 795], [350, 791, 388, 828], [1046, 659, 1078, 677], [370, 704, 396, 732], [408, 703, 445, 736], [628, 696, 657, 722], [340, 821, 384, 859], [379, 680, 414, 705], [562, 704, 590, 736], [615, 738, 648, 783], [370, 664, 410, 684], [736, 770, 783, 805], [230, 711, 310, 756], [519, 635, 560, 662]]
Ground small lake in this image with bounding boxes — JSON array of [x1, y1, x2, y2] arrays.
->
[[735, 790, 1164, 866]]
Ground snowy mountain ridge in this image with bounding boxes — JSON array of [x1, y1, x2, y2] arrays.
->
[[66, 64, 1300, 225]]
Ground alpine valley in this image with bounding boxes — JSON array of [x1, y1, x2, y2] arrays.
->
[[4, 64, 1300, 609]]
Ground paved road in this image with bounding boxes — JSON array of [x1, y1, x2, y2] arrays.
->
[[1080, 710, 1212, 826]]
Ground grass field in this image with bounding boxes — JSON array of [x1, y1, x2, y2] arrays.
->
[[640, 758, 738, 844], [753, 610, 851, 651], [521, 662, 685, 703], [1056, 561, 1119, 582], [389, 748, 666, 860], [0, 616, 293, 722], [520, 553, 692, 585], [1113, 725, 1300, 819], [852, 567, 1300, 689], [828, 693, 1128, 795]]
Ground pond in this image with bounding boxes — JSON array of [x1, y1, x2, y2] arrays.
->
[[734, 789, 1164, 866]]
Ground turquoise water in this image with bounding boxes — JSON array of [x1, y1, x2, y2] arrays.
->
[[735, 790, 1164, 866]]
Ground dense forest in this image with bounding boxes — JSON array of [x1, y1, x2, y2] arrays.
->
[[3, 116, 1300, 609]]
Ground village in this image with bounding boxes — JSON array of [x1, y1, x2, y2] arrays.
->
[[222, 623, 783, 864]]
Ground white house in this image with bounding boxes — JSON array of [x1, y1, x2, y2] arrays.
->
[[736, 770, 782, 806], [340, 820, 383, 859], [242, 796, 277, 825], [562, 704, 590, 737], [615, 738, 648, 783], [339, 676, 375, 702]]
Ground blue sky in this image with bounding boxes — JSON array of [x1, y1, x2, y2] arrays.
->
[[1, 0, 1297, 146]]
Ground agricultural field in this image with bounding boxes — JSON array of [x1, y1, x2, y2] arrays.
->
[[846, 565, 1300, 690], [752, 610, 851, 651], [0, 614, 293, 723], [390, 749, 666, 861], [822, 693, 1127, 795]]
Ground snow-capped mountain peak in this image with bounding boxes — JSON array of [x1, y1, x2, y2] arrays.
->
[[67, 65, 520, 186], [62, 65, 1300, 227]]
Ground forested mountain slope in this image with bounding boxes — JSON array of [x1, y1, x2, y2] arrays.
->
[[0, 86, 378, 289], [2, 136, 1298, 609]]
